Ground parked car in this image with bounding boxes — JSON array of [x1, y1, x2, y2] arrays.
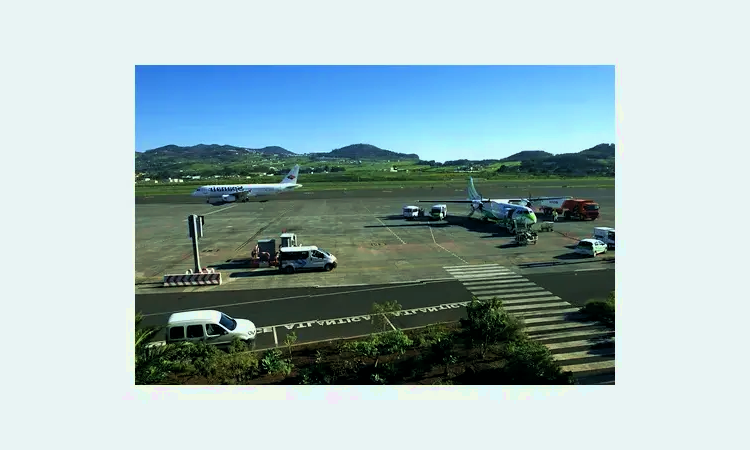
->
[[574, 238, 608, 257], [165, 310, 257, 348]]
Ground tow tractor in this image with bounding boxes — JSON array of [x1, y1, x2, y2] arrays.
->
[[514, 221, 538, 246]]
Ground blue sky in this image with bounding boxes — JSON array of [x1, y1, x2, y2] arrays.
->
[[135, 65, 614, 162]]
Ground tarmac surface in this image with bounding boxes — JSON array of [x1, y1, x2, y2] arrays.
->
[[135, 184, 615, 293]]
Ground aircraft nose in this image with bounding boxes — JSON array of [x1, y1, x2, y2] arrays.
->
[[529, 212, 537, 223]]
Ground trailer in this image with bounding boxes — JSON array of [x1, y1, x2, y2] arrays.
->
[[534, 197, 600, 221], [248, 232, 302, 268]]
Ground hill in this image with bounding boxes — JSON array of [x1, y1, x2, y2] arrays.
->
[[138, 144, 295, 158], [311, 144, 419, 160], [577, 143, 615, 159], [135, 144, 295, 173], [499, 150, 554, 162]]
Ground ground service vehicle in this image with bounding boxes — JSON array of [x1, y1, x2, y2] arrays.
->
[[593, 227, 615, 248], [280, 232, 299, 248], [165, 310, 257, 347], [278, 245, 338, 274], [574, 239, 608, 257], [430, 204, 448, 220], [403, 205, 424, 219], [533, 197, 600, 220]]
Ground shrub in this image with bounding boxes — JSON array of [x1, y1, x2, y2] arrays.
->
[[412, 324, 450, 347], [260, 349, 293, 376], [499, 337, 574, 384], [427, 334, 457, 375], [377, 330, 413, 356], [284, 332, 298, 359], [135, 312, 181, 385], [211, 352, 260, 384], [460, 298, 525, 357], [580, 291, 615, 328], [228, 337, 249, 354]]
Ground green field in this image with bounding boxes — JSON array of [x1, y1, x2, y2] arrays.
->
[[135, 175, 615, 196]]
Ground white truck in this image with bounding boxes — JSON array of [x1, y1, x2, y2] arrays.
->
[[593, 227, 615, 248]]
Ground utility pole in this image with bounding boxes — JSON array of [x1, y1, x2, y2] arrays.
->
[[187, 214, 205, 273]]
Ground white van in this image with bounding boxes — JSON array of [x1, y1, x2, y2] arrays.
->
[[278, 245, 338, 274], [165, 310, 257, 347], [403, 205, 422, 220], [575, 239, 608, 257], [593, 227, 615, 248]]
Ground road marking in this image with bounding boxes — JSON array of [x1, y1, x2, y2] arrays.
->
[[469, 286, 544, 295], [533, 329, 614, 342], [544, 339, 607, 350], [444, 266, 511, 274], [553, 348, 615, 361], [461, 277, 526, 287], [525, 321, 599, 333], [450, 272, 519, 280], [505, 302, 571, 311], [499, 296, 562, 305], [514, 307, 581, 318], [272, 327, 278, 347], [575, 267, 607, 272], [364, 205, 406, 244], [560, 360, 616, 372], [475, 291, 560, 300], [443, 263, 501, 269], [523, 314, 575, 325], [383, 315, 397, 331], [182, 204, 237, 221], [426, 223, 469, 264], [448, 268, 513, 276]]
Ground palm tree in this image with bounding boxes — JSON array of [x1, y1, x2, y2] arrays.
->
[[135, 312, 173, 384]]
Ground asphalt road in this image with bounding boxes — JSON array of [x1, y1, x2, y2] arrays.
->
[[523, 267, 615, 307], [136, 280, 475, 347], [136, 267, 614, 348]]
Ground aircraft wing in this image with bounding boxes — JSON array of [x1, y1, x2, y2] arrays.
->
[[528, 196, 571, 202], [417, 200, 478, 203]]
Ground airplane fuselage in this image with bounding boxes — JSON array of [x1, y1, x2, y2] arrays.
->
[[473, 199, 537, 226], [192, 183, 301, 199]]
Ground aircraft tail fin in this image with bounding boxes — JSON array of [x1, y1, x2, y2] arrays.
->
[[280, 165, 300, 184], [467, 177, 483, 201]]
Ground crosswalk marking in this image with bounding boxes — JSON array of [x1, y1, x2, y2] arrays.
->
[[469, 285, 544, 294], [497, 296, 563, 305], [462, 278, 528, 286], [560, 360, 616, 372], [444, 263, 615, 384]]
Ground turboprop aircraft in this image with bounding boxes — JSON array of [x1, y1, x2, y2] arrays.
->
[[418, 177, 538, 231], [191, 165, 302, 204]]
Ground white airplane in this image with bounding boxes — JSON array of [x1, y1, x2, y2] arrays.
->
[[418, 177, 538, 231], [191, 165, 302, 204]]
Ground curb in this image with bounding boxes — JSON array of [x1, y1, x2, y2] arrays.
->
[[518, 258, 615, 269]]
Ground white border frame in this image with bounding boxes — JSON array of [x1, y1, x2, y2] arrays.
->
[[6, 0, 735, 447]]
